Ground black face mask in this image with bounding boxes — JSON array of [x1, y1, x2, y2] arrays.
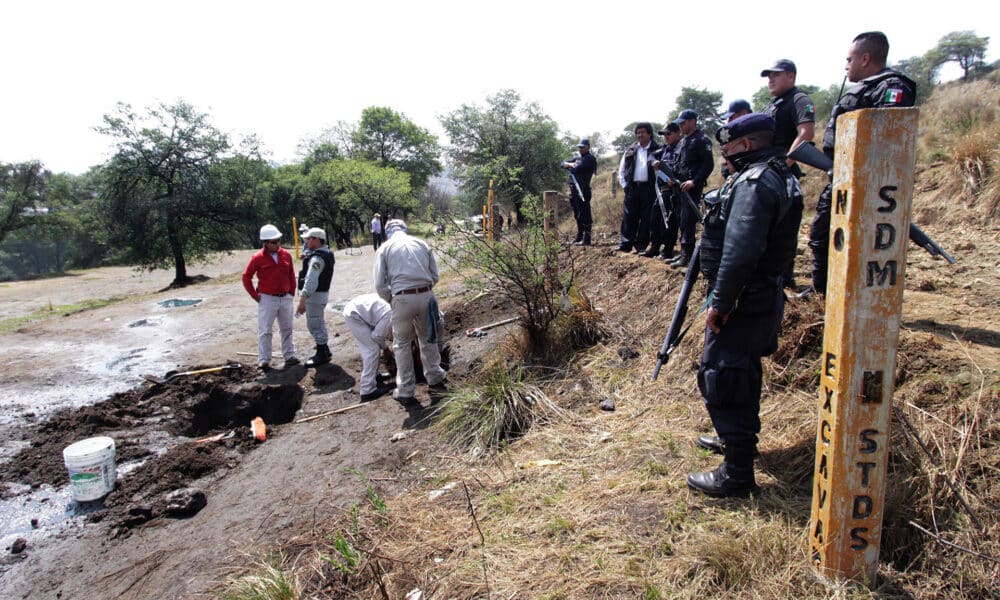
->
[[723, 147, 755, 171]]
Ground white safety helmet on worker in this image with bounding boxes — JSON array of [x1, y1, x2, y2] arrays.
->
[[303, 227, 326, 241], [259, 224, 282, 241]]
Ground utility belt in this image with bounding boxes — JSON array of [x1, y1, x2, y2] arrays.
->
[[261, 292, 293, 297]]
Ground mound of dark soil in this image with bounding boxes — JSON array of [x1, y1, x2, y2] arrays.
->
[[0, 366, 303, 500]]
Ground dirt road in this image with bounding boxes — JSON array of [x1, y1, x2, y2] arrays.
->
[[0, 245, 444, 599]]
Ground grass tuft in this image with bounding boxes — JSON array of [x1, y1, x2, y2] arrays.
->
[[433, 357, 568, 453]]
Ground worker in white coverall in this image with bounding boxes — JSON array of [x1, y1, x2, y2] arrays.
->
[[342, 293, 393, 402], [373, 219, 447, 404]]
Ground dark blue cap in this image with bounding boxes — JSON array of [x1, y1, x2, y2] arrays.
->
[[715, 113, 775, 144], [723, 99, 752, 120], [760, 59, 797, 76], [657, 122, 681, 134], [672, 109, 698, 125], [577, 138, 590, 147]]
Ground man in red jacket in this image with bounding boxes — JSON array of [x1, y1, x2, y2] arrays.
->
[[242, 224, 299, 371]]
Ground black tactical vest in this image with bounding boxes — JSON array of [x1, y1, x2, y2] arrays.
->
[[700, 154, 803, 288], [298, 246, 334, 293]]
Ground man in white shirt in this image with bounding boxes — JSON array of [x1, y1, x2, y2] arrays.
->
[[617, 123, 660, 253], [373, 219, 447, 404], [371, 213, 384, 251]]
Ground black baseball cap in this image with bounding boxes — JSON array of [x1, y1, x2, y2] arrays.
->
[[657, 122, 681, 134], [723, 99, 752, 119], [672, 109, 698, 125], [577, 138, 590, 147], [760, 59, 797, 76]]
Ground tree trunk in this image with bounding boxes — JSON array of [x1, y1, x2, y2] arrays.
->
[[166, 206, 188, 285]]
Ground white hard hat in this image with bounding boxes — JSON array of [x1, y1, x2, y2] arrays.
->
[[303, 227, 326, 241], [259, 224, 282, 241]]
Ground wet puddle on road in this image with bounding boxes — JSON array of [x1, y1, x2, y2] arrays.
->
[[157, 298, 203, 309]]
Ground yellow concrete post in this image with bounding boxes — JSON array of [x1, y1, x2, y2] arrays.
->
[[809, 108, 919, 583], [292, 217, 300, 259]]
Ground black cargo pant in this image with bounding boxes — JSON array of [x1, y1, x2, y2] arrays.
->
[[619, 181, 655, 251], [570, 185, 593, 239], [678, 185, 703, 257], [808, 183, 833, 294], [698, 284, 784, 450]]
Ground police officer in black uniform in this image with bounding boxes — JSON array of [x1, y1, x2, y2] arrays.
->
[[669, 109, 714, 268], [760, 59, 815, 290], [686, 113, 804, 498], [616, 123, 660, 253], [643, 123, 682, 259], [805, 31, 916, 297], [563, 138, 598, 246], [760, 59, 816, 168]]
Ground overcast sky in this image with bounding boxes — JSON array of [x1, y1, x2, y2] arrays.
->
[[2, 0, 998, 175]]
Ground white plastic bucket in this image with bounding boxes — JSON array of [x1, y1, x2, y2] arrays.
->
[[62, 436, 116, 501]]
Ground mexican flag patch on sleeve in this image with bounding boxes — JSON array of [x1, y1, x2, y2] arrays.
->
[[884, 88, 903, 104]]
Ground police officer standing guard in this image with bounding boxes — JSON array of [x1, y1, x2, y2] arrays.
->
[[297, 227, 335, 367], [563, 138, 597, 246], [760, 59, 815, 289], [669, 109, 714, 269], [686, 114, 804, 498], [804, 32, 915, 298], [645, 122, 682, 260]]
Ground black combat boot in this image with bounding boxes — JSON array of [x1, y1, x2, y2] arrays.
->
[[668, 252, 691, 268], [306, 344, 331, 367], [695, 435, 724, 454], [686, 444, 757, 498]]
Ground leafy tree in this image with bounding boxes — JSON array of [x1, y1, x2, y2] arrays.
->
[[97, 100, 236, 286], [612, 122, 664, 155], [440, 90, 565, 223], [0, 161, 49, 242], [205, 142, 275, 249], [351, 106, 442, 190], [673, 87, 724, 137], [751, 86, 772, 112], [932, 31, 990, 80], [43, 167, 111, 270], [297, 122, 352, 167], [298, 159, 415, 248], [893, 55, 940, 104], [300, 142, 342, 174]]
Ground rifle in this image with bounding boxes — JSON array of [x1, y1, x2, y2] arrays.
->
[[561, 160, 587, 202], [654, 162, 702, 216], [652, 242, 704, 381], [650, 162, 672, 228], [787, 143, 957, 264]]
